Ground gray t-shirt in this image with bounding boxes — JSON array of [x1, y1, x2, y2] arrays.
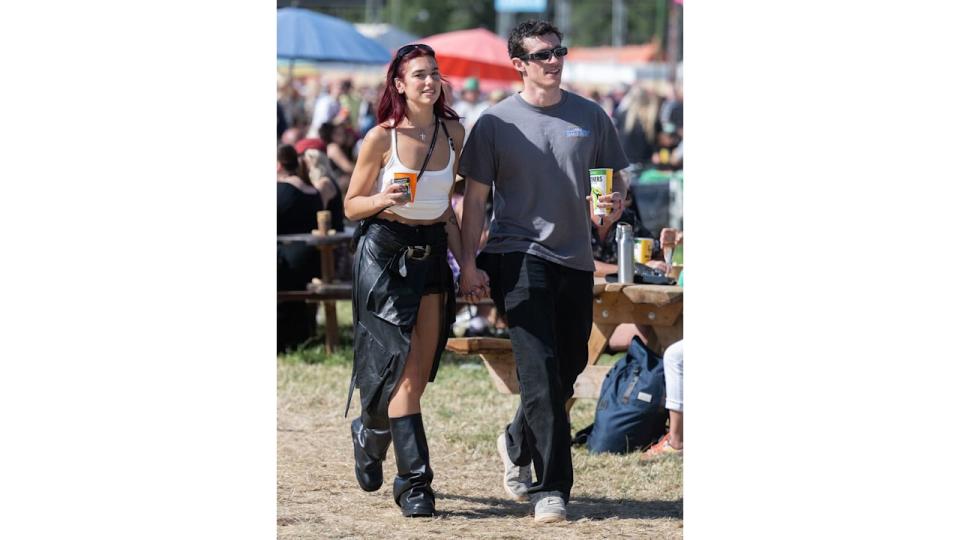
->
[[459, 91, 629, 272]]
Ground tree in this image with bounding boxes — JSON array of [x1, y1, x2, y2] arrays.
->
[[567, 0, 664, 47], [386, 0, 495, 37]]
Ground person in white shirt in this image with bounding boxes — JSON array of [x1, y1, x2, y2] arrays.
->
[[306, 81, 342, 139]]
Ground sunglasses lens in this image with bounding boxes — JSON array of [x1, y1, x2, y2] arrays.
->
[[525, 47, 566, 61]]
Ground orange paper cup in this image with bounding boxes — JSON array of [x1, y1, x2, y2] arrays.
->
[[392, 172, 417, 204]]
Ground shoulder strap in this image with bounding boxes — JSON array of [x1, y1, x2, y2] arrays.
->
[[416, 116, 441, 181], [440, 119, 454, 151]]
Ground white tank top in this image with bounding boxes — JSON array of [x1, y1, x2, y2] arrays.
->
[[376, 126, 454, 220]]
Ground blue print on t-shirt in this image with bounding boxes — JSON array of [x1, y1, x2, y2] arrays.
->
[[564, 127, 591, 138]]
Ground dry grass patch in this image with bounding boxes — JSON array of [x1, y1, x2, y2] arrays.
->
[[278, 350, 682, 539]]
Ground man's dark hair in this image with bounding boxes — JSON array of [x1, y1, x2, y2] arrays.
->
[[277, 144, 299, 174], [318, 122, 335, 144], [508, 19, 563, 59]]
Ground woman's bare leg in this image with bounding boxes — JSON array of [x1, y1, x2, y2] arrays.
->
[[388, 294, 442, 416]]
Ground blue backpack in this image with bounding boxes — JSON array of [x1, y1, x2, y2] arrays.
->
[[574, 336, 668, 454]]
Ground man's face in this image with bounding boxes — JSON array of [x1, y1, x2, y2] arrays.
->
[[513, 33, 563, 89]]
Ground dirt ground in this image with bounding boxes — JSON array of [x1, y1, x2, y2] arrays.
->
[[278, 357, 683, 539]]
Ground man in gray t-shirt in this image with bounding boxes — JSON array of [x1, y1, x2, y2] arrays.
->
[[459, 90, 628, 272], [457, 20, 629, 524]]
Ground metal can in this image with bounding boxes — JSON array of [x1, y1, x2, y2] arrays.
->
[[589, 168, 613, 216], [392, 172, 417, 205], [634, 237, 654, 265]]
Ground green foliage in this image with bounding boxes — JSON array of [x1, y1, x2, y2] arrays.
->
[[567, 0, 613, 46], [317, 0, 668, 47], [567, 0, 663, 47], [279, 343, 353, 366], [385, 0, 495, 36]]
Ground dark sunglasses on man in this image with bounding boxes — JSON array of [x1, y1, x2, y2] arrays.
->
[[517, 46, 568, 62]]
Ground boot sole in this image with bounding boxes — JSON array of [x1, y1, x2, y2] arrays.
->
[[402, 505, 436, 518], [355, 469, 383, 492]]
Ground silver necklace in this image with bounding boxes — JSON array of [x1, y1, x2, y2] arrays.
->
[[410, 117, 435, 141]]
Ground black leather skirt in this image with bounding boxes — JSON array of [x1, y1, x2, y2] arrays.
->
[[345, 218, 456, 425]]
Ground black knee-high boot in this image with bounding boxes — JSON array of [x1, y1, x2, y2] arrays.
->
[[351, 417, 392, 492], [390, 413, 435, 517]]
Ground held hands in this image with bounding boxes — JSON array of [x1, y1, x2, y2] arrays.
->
[[587, 191, 624, 228], [458, 265, 490, 303]]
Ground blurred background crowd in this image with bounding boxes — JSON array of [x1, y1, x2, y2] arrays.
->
[[278, 74, 683, 178]]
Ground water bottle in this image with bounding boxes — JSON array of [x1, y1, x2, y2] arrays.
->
[[615, 222, 634, 283]]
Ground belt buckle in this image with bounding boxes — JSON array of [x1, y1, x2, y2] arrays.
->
[[406, 245, 431, 260]]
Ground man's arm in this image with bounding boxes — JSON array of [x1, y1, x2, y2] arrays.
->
[[459, 178, 491, 300]]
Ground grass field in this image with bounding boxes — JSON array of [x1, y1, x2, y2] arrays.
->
[[277, 302, 683, 538]]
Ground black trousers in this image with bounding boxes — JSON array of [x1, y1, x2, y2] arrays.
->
[[478, 252, 593, 502]]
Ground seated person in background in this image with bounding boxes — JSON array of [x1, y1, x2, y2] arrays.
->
[[277, 144, 326, 353], [591, 188, 671, 276], [296, 138, 345, 232], [318, 121, 356, 193], [645, 339, 683, 454], [651, 123, 682, 171], [296, 139, 352, 281], [280, 126, 303, 147], [591, 186, 681, 351], [278, 144, 325, 235]]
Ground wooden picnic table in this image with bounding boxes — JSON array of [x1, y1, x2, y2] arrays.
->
[[277, 231, 353, 353], [447, 280, 683, 404], [589, 280, 683, 361]]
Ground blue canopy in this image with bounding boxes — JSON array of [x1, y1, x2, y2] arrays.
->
[[277, 7, 391, 64]]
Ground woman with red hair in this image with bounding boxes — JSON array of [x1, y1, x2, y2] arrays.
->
[[342, 44, 470, 518]]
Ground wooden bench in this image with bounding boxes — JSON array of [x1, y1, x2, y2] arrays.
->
[[278, 231, 354, 353], [277, 282, 352, 303], [445, 337, 611, 401]]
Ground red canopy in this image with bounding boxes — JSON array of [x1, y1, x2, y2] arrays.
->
[[416, 28, 521, 91]]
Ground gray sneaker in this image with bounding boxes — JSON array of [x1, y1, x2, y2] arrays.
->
[[497, 432, 532, 501], [531, 491, 567, 523]]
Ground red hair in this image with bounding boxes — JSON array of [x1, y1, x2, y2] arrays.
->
[[376, 45, 458, 128]]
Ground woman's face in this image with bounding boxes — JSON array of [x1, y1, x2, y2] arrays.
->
[[396, 55, 441, 106]]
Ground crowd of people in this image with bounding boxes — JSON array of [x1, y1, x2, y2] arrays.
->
[[277, 66, 683, 186], [277, 18, 684, 523]]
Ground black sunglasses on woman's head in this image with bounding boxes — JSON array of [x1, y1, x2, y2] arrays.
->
[[517, 46, 568, 62], [395, 43, 435, 61]]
